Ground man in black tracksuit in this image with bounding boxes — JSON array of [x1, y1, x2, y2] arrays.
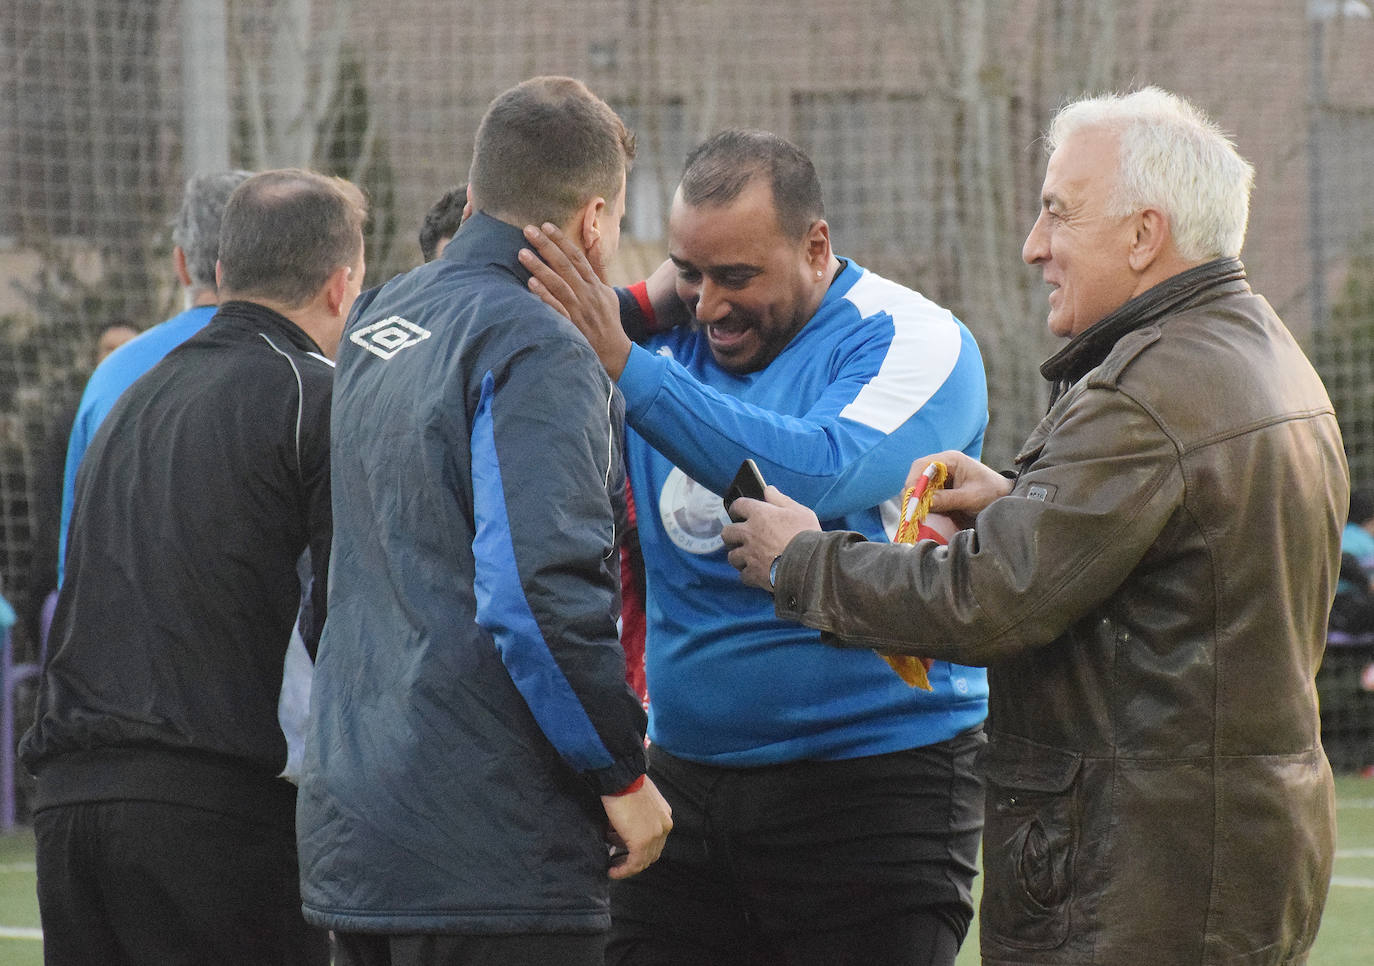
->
[[20, 169, 368, 966]]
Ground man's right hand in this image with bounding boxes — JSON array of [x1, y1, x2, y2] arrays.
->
[[909, 451, 1012, 529], [519, 223, 633, 379], [601, 776, 673, 880]]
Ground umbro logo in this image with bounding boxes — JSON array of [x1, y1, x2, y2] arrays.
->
[[351, 316, 432, 360]]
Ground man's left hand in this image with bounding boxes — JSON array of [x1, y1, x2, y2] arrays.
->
[[722, 486, 821, 591], [519, 223, 633, 379]]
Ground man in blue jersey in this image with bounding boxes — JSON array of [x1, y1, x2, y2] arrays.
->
[[521, 129, 989, 965], [57, 169, 251, 584]]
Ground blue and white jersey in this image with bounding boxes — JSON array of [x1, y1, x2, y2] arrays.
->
[[619, 258, 990, 766]]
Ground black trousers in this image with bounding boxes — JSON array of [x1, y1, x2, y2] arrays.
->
[[34, 799, 328, 966], [607, 728, 986, 966], [333, 931, 605, 966]]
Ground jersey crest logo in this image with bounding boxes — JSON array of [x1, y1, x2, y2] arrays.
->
[[659, 466, 732, 555], [351, 316, 432, 360]]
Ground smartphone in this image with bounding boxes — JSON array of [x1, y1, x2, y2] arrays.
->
[[723, 458, 767, 517]]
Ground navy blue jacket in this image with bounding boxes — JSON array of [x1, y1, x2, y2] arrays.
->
[[298, 213, 647, 934]]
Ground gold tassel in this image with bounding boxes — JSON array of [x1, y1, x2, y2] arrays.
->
[[882, 462, 948, 691]]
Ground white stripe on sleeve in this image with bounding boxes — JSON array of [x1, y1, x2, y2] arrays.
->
[[838, 270, 963, 435]]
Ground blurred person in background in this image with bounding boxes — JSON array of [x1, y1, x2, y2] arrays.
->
[[21, 169, 366, 966], [722, 87, 1344, 966], [1340, 487, 1374, 573], [418, 183, 468, 262], [93, 323, 140, 360], [1331, 487, 1374, 633]]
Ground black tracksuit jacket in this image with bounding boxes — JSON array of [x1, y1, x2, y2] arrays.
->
[[20, 300, 333, 828]]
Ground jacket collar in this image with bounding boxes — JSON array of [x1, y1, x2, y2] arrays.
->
[[441, 211, 535, 283], [1039, 256, 1248, 401], [213, 299, 325, 357]]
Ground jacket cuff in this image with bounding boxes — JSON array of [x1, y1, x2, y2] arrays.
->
[[772, 529, 871, 651], [608, 774, 646, 797], [617, 283, 657, 342], [584, 745, 648, 797]]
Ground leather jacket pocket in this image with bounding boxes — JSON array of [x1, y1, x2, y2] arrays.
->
[[979, 734, 1083, 951]]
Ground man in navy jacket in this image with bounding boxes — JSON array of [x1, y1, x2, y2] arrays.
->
[[298, 77, 672, 966]]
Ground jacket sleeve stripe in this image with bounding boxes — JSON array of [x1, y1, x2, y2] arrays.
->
[[469, 371, 617, 773], [258, 333, 306, 484]]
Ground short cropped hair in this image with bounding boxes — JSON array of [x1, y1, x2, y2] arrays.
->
[[1047, 87, 1255, 262], [468, 76, 634, 228], [217, 169, 369, 308], [172, 170, 253, 295], [419, 185, 466, 261], [678, 130, 824, 241]]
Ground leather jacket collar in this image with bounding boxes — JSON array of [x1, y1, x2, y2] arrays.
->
[[1040, 257, 1247, 405]]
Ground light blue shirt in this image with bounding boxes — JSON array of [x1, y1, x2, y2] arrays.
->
[[58, 304, 218, 582]]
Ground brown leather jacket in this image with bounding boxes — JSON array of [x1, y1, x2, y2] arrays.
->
[[775, 259, 1345, 965]]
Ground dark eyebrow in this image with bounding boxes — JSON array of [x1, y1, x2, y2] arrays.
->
[[670, 254, 760, 274], [710, 263, 761, 276]]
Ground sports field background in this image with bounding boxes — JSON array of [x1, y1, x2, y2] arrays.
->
[[6, 1, 1374, 621], [0, 776, 1369, 964]]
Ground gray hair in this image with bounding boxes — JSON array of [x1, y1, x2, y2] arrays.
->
[[1047, 87, 1255, 262], [172, 170, 253, 295]]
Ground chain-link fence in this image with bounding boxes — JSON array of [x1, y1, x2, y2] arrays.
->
[[3, 0, 1374, 665]]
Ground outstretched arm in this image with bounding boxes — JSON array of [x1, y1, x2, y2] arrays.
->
[[523, 231, 987, 522]]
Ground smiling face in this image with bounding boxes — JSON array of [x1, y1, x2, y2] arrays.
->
[[1022, 126, 1141, 339], [667, 177, 827, 374]]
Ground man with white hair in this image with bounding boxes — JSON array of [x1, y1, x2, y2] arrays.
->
[[724, 87, 1345, 964]]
